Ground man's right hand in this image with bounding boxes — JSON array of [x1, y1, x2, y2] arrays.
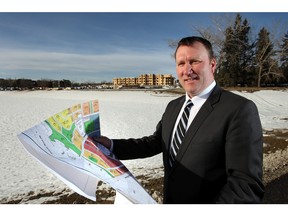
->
[[93, 136, 112, 150]]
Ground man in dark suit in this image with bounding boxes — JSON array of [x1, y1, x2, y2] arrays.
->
[[95, 36, 264, 203]]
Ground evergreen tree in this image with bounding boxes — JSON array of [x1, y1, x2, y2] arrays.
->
[[216, 27, 234, 87], [217, 14, 253, 87]]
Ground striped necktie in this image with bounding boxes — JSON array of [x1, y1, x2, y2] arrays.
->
[[169, 100, 193, 166]]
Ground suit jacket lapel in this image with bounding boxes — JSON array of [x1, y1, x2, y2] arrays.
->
[[163, 96, 186, 150], [174, 85, 222, 165]]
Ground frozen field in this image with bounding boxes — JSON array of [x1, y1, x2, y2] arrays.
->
[[0, 89, 287, 203]]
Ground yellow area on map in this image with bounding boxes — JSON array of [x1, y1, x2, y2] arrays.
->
[[73, 130, 83, 151], [97, 159, 109, 169], [62, 116, 73, 130], [53, 114, 73, 130], [72, 111, 82, 122], [71, 104, 81, 112], [60, 108, 72, 117], [47, 117, 61, 133], [83, 150, 121, 177], [83, 150, 109, 169], [110, 169, 121, 177], [54, 114, 64, 123]]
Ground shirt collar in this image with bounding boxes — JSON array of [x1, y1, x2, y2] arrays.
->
[[185, 80, 216, 107]]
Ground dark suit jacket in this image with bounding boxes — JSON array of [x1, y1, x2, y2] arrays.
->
[[113, 85, 264, 204]]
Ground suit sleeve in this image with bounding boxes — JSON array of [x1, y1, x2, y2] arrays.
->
[[112, 120, 163, 160], [215, 100, 265, 203]]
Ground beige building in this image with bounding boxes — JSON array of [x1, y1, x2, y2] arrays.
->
[[112, 77, 138, 86], [113, 74, 175, 88]]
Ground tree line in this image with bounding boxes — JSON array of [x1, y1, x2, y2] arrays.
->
[[0, 78, 113, 90], [0, 78, 72, 90], [178, 13, 288, 87]]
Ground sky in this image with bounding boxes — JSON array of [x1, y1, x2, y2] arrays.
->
[[0, 11, 288, 83]]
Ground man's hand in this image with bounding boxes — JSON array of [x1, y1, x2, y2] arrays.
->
[[93, 136, 112, 150]]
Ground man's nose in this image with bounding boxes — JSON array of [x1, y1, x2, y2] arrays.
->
[[184, 63, 192, 75]]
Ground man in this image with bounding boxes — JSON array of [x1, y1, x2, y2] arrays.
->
[[95, 36, 264, 203]]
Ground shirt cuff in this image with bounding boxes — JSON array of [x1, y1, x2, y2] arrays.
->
[[110, 139, 114, 152]]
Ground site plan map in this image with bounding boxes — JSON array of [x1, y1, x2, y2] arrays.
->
[[17, 100, 156, 204]]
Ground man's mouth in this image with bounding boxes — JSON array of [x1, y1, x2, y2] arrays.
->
[[184, 73, 198, 81]]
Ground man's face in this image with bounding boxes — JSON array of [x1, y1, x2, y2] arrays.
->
[[175, 42, 216, 98]]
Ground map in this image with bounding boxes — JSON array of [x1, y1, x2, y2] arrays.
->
[[17, 100, 156, 204]]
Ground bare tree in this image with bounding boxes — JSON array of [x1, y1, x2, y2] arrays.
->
[[255, 27, 286, 87]]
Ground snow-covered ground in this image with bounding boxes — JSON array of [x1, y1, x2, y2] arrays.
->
[[0, 89, 287, 203], [232, 90, 288, 130]]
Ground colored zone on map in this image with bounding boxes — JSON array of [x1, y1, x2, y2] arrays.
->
[[45, 101, 100, 154], [44, 100, 127, 177], [84, 137, 128, 177]]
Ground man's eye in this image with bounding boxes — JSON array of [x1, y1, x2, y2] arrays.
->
[[190, 60, 201, 65]]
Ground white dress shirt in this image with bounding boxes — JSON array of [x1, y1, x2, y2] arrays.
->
[[170, 81, 216, 147]]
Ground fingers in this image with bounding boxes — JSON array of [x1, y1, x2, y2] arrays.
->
[[93, 136, 112, 149]]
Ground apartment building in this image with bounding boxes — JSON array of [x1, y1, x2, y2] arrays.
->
[[113, 74, 175, 88]]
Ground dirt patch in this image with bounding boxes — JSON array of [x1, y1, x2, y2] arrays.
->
[[263, 129, 288, 154]]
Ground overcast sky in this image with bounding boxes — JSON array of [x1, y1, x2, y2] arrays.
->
[[1, 11, 287, 82]]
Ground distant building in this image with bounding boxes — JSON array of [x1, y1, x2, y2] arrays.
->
[[113, 77, 138, 86], [113, 74, 175, 88]]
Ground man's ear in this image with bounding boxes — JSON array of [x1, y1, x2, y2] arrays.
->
[[211, 58, 217, 74]]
